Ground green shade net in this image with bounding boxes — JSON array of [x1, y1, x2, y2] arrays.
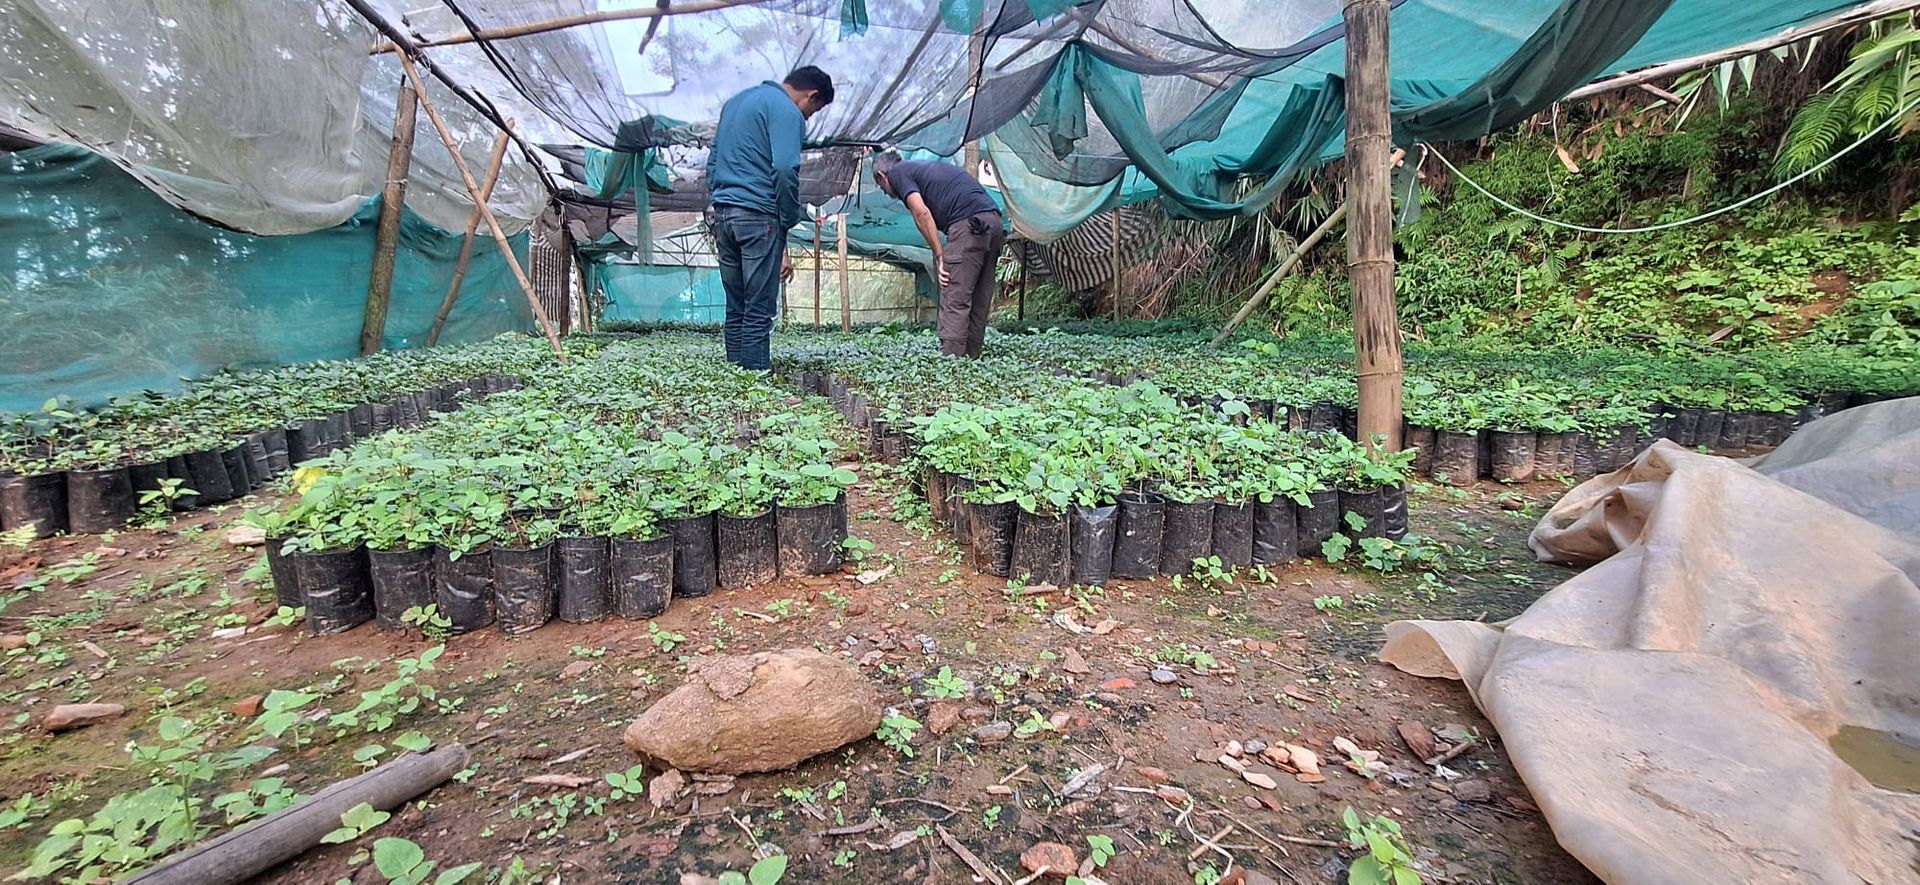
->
[[0, 144, 536, 412], [594, 263, 727, 324]]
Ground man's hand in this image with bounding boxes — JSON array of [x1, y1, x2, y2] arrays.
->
[[937, 262, 951, 288], [781, 254, 795, 284]]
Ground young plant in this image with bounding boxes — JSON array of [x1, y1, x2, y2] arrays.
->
[[1341, 807, 1423, 885]]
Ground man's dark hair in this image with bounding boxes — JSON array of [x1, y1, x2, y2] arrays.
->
[[784, 66, 836, 106], [872, 150, 902, 177]]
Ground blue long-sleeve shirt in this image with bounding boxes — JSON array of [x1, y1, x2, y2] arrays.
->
[[707, 81, 804, 230]]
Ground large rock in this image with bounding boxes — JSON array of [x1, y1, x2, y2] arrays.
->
[[43, 703, 125, 733], [623, 649, 882, 774]]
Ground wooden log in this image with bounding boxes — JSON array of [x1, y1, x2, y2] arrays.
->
[[360, 73, 419, 356], [837, 213, 851, 333], [396, 52, 567, 362], [1344, 0, 1402, 451], [425, 126, 513, 347], [1211, 202, 1348, 345], [124, 744, 469, 885]]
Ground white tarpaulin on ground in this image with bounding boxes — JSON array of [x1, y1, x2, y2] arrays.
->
[[1380, 399, 1920, 884]]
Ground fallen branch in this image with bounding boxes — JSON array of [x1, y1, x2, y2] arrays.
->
[[1188, 825, 1236, 862], [1210, 202, 1349, 345], [124, 745, 469, 885], [823, 816, 887, 837], [1202, 808, 1344, 848], [1424, 740, 1476, 768], [936, 824, 1004, 885], [543, 745, 597, 767]]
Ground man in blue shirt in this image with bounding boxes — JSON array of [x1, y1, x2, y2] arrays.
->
[[707, 66, 834, 370], [873, 152, 1006, 357]]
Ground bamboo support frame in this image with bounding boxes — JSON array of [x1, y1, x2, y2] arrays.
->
[[397, 52, 566, 361], [812, 219, 823, 329], [425, 126, 513, 347], [1211, 202, 1348, 345], [359, 73, 419, 356], [371, 0, 754, 53], [837, 213, 851, 333], [1344, 0, 1401, 451], [1110, 210, 1123, 321]]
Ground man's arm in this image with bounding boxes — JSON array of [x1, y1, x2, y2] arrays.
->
[[904, 193, 949, 287], [770, 104, 804, 232]]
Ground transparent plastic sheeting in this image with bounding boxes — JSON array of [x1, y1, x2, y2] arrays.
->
[[592, 259, 923, 326], [0, 145, 536, 412], [0, 0, 545, 236]]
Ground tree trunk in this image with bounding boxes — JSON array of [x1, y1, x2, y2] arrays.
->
[[1344, 0, 1403, 451]]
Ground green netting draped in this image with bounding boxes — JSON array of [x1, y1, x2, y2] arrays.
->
[[0, 144, 536, 411]]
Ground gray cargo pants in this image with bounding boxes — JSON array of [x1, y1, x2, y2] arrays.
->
[[937, 210, 1007, 358]]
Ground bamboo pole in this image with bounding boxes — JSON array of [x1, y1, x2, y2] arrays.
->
[[837, 213, 851, 333], [1344, 0, 1401, 451], [812, 218, 823, 330], [371, 0, 753, 53], [1017, 249, 1028, 322], [360, 73, 419, 356], [1210, 202, 1348, 345], [1563, 0, 1920, 102], [1110, 210, 1123, 321], [425, 126, 513, 347], [397, 52, 566, 361]]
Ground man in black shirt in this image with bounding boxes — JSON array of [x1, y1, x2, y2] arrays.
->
[[873, 152, 1006, 357]]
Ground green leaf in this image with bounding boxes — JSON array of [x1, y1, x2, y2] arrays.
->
[[748, 855, 788, 885], [319, 826, 358, 845], [435, 861, 484, 885], [1348, 856, 1391, 885], [372, 837, 426, 878], [717, 873, 748, 885]]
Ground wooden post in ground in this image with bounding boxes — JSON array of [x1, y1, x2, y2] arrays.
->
[[426, 127, 513, 347], [1344, 0, 1401, 450], [812, 218, 823, 330], [1017, 248, 1028, 322], [360, 73, 420, 356], [837, 213, 851, 332], [1109, 210, 1123, 321], [396, 53, 566, 361]]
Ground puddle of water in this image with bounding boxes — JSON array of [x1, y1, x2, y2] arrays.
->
[[1830, 725, 1920, 794]]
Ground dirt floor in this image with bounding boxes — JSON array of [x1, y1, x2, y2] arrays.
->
[[0, 460, 1603, 884]]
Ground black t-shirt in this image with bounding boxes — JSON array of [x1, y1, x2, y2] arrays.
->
[[886, 160, 999, 230]]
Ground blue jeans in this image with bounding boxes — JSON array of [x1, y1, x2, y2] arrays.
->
[[714, 205, 782, 370]]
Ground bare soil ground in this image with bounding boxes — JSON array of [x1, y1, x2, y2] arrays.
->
[[0, 464, 1601, 884]]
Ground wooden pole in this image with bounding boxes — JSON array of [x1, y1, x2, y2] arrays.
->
[[963, 32, 985, 176], [1017, 248, 1028, 322], [425, 127, 512, 347], [396, 53, 566, 361], [1211, 202, 1348, 345], [1109, 210, 1123, 321], [1563, 0, 1920, 102], [812, 218, 823, 330], [371, 0, 753, 53], [124, 745, 468, 885], [1344, 0, 1401, 451], [360, 73, 419, 356], [837, 213, 851, 333]]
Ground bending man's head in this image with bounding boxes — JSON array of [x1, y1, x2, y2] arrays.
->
[[872, 150, 903, 198], [782, 66, 836, 119]]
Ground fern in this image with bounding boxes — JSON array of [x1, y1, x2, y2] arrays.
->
[[1774, 90, 1853, 177], [1776, 17, 1920, 178]]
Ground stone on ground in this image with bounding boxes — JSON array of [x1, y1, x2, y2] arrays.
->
[[43, 703, 125, 732], [622, 649, 881, 774]]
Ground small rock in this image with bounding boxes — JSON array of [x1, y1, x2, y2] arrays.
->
[[1258, 795, 1283, 812], [1296, 772, 1327, 784], [1219, 755, 1247, 773], [1225, 740, 1244, 758], [985, 784, 1013, 796], [845, 602, 868, 616], [960, 706, 992, 722], [1155, 785, 1191, 804], [1047, 711, 1072, 731], [1099, 677, 1136, 691], [1023, 692, 1046, 706], [623, 649, 882, 774], [1136, 766, 1171, 784], [560, 660, 593, 680], [1498, 497, 1526, 511], [928, 702, 964, 735], [0, 634, 28, 651], [1241, 871, 1281, 885], [1090, 618, 1118, 635], [915, 634, 937, 655], [1094, 692, 1125, 704], [1506, 794, 1541, 814], [224, 525, 267, 547], [1148, 668, 1178, 685], [855, 564, 894, 584], [230, 694, 265, 718], [972, 722, 1013, 743], [1244, 739, 1268, 755], [1243, 771, 1278, 790], [1453, 779, 1493, 803], [1436, 723, 1476, 744], [1287, 744, 1322, 776], [1194, 747, 1215, 763], [1020, 842, 1077, 879], [1061, 648, 1092, 675], [1260, 747, 1293, 770], [1242, 795, 1263, 810], [43, 703, 125, 733], [1398, 722, 1438, 761], [209, 626, 247, 640], [1220, 869, 1247, 885], [648, 769, 687, 810]]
